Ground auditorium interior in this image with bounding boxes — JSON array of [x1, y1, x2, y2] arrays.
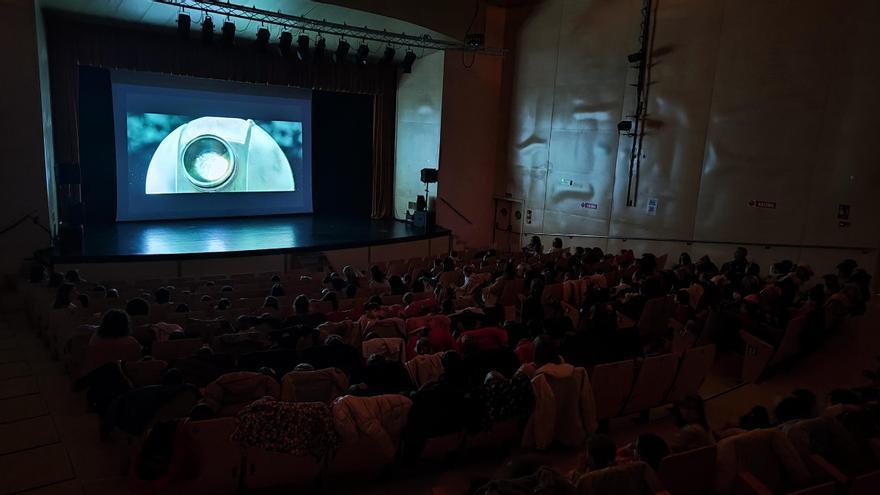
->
[[1, 0, 879, 494]]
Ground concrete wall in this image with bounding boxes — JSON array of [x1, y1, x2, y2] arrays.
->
[[0, 0, 53, 278], [489, 0, 880, 277]]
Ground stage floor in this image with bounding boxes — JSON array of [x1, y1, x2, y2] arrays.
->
[[53, 215, 449, 262]]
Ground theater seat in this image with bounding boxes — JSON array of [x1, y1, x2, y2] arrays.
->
[[243, 448, 322, 492], [740, 330, 775, 383], [280, 368, 348, 403], [420, 431, 465, 461], [714, 428, 812, 495], [849, 470, 880, 495], [658, 444, 717, 495], [638, 296, 675, 339], [736, 473, 835, 495], [666, 345, 716, 403], [590, 359, 635, 421], [463, 417, 523, 453], [622, 353, 680, 415], [164, 418, 242, 495], [574, 461, 664, 495], [152, 338, 203, 362], [767, 316, 807, 369], [82, 339, 143, 377], [204, 372, 280, 416], [125, 359, 168, 387]]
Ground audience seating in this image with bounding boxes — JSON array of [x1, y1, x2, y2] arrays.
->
[[22, 248, 874, 495], [125, 359, 168, 387], [204, 372, 281, 416], [591, 359, 636, 421], [419, 431, 465, 461], [696, 310, 720, 347], [765, 316, 808, 369], [164, 418, 242, 495], [152, 338, 203, 362], [242, 448, 322, 492], [714, 428, 816, 495], [740, 330, 776, 384], [622, 353, 681, 415], [280, 368, 348, 403], [574, 461, 664, 495], [463, 417, 523, 453], [658, 444, 717, 495], [638, 296, 676, 339], [666, 345, 716, 403], [82, 339, 142, 377]]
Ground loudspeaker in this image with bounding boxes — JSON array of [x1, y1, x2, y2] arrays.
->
[[413, 210, 435, 229], [420, 168, 438, 184]]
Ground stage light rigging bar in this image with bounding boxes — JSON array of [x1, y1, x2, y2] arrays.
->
[[154, 0, 504, 55]]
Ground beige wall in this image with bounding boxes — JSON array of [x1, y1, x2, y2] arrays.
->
[[490, 0, 880, 276], [394, 51, 444, 220], [0, 0, 53, 277], [435, 6, 509, 249]]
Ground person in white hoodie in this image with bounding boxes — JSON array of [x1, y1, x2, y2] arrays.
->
[[518, 336, 598, 450]]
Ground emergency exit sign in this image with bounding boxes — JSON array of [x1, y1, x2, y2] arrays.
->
[[748, 200, 776, 209]]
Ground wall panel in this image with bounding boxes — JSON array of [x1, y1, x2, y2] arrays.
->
[[694, 0, 837, 244], [799, 1, 880, 249], [394, 52, 444, 220], [487, 0, 880, 276], [609, 0, 723, 240]]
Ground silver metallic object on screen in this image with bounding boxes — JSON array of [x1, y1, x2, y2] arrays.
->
[[145, 117, 295, 194]]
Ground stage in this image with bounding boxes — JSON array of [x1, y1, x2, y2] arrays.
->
[[52, 215, 450, 263]]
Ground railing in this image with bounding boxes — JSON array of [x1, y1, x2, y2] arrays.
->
[[521, 232, 876, 253]]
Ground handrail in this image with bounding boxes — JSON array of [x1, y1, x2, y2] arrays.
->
[[0, 210, 39, 236], [438, 196, 472, 225], [521, 232, 876, 253]]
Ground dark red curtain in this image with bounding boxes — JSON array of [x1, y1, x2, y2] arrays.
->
[[45, 11, 397, 219]]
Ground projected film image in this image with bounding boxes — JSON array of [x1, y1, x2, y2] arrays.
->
[[129, 114, 302, 194]]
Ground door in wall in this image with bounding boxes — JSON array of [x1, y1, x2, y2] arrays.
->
[[493, 198, 523, 254]]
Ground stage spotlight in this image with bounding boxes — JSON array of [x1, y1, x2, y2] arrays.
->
[[627, 51, 644, 63], [255, 27, 271, 50], [355, 43, 370, 65], [201, 15, 214, 44], [313, 37, 326, 64], [221, 21, 236, 47], [278, 31, 293, 56], [177, 12, 191, 39], [617, 120, 633, 132], [335, 39, 350, 62], [401, 50, 417, 73], [380, 45, 395, 64], [296, 34, 310, 61]]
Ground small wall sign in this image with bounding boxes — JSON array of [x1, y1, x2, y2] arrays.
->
[[748, 200, 776, 209]]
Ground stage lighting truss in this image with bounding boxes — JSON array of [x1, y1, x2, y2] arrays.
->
[[155, 0, 504, 55]]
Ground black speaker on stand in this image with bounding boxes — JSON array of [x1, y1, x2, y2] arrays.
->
[[413, 168, 437, 233]]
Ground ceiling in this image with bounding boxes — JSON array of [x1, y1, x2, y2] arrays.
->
[[316, 0, 481, 41], [39, 0, 459, 59]]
